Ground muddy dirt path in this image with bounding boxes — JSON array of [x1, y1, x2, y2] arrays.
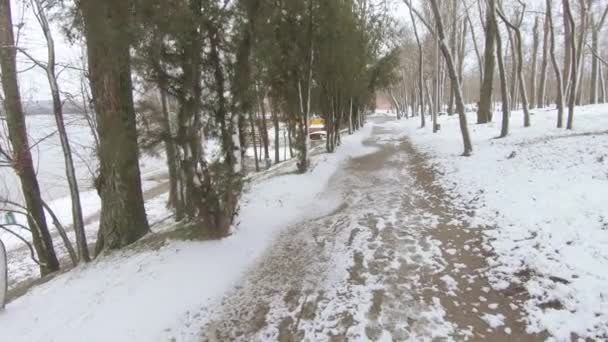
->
[[201, 121, 543, 341]]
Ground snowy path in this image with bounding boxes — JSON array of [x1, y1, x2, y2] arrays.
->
[[201, 121, 542, 341]]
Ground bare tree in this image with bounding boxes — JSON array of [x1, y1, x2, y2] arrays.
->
[[478, 0, 497, 124], [464, 0, 484, 86], [0, 0, 59, 275], [547, 0, 566, 128], [408, 2, 426, 128], [538, 12, 550, 108], [529, 16, 540, 109], [588, 2, 608, 104], [563, 0, 578, 129], [498, 3, 531, 127], [429, 0, 474, 155], [23, 0, 90, 262], [495, 7, 510, 138]]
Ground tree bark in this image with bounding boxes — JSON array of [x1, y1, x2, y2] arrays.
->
[[530, 16, 540, 109], [272, 103, 280, 164], [590, 27, 600, 104], [31, 0, 89, 261], [429, 0, 473, 156], [464, 2, 483, 84], [433, 25, 440, 132], [257, 89, 270, 166], [80, 0, 150, 253], [601, 63, 607, 103], [590, 4, 608, 104], [547, 0, 566, 127], [249, 111, 260, 171], [0, 0, 59, 274], [564, 0, 578, 129], [495, 11, 510, 138], [538, 12, 550, 108], [408, 3, 426, 128], [498, 8, 531, 127], [478, 0, 497, 124], [508, 30, 519, 112], [158, 80, 182, 220]]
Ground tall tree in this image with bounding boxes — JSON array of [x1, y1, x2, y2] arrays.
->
[[547, 0, 566, 127], [498, 5, 531, 127], [409, 2, 426, 128], [588, 2, 608, 104], [478, 0, 497, 124], [0, 0, 59, 274], [429, 0, 473, 155], [538, 12, 550, 108], [563, 0, 578, 129], [529, 16, 540, 109], [79, 0, 150, 252], [28, 0, 89, 262], [495, 8, 510, 138]]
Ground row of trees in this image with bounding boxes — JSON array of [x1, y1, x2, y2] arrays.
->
[[0, 0, 395, 277], [389, 0, 608, 156]]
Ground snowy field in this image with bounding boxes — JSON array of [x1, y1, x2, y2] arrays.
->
[[0, 124, 376, 341], [395, 105, 608, 341]]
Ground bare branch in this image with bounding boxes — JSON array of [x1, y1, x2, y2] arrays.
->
[[0, 224, 40, 265]]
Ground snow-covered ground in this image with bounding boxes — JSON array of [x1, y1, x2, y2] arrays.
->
[[396, 105, 608, 341], [0, 124, 376, 341]]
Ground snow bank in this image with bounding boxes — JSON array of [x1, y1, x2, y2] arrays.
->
[[394, 105, 608, 341], [0, 125, 375, 341]]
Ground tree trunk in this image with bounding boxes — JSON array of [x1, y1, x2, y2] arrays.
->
[[530, 16, 540, 109], [0, 0, 59, 274], [433, 28, 440, 133], [31, 0, 89, 262], [249, 111, 260, 172], [563, 0, 572, 89], [348, 97, 353, 134], [448, 0, 458, 117], [589, 24, 599, 104], [498, 9, 531, 127], [495, 11, 510, 138], [158, 81, 182, 220], [257, 90, 270, 165], [508, 30, 518, 113], [538, 13, 550, 108], [564, 0, 578, 129], [464, 2, 483, 84], [478, 0, 496, 124], [297, 0, 314, 173], [601, 63, 607, 103], [288, 121, 294, 158], [272, 104, 280, 164], [430, 0, 473, 156], [80, 0, 150, 253], [408, 3, 425, 128], [591, 4, 608, 104], [547, 0, 565, 128]]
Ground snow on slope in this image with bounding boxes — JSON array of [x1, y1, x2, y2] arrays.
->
[[397, 105, 608, 341], [0, 125, 375, 342]]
